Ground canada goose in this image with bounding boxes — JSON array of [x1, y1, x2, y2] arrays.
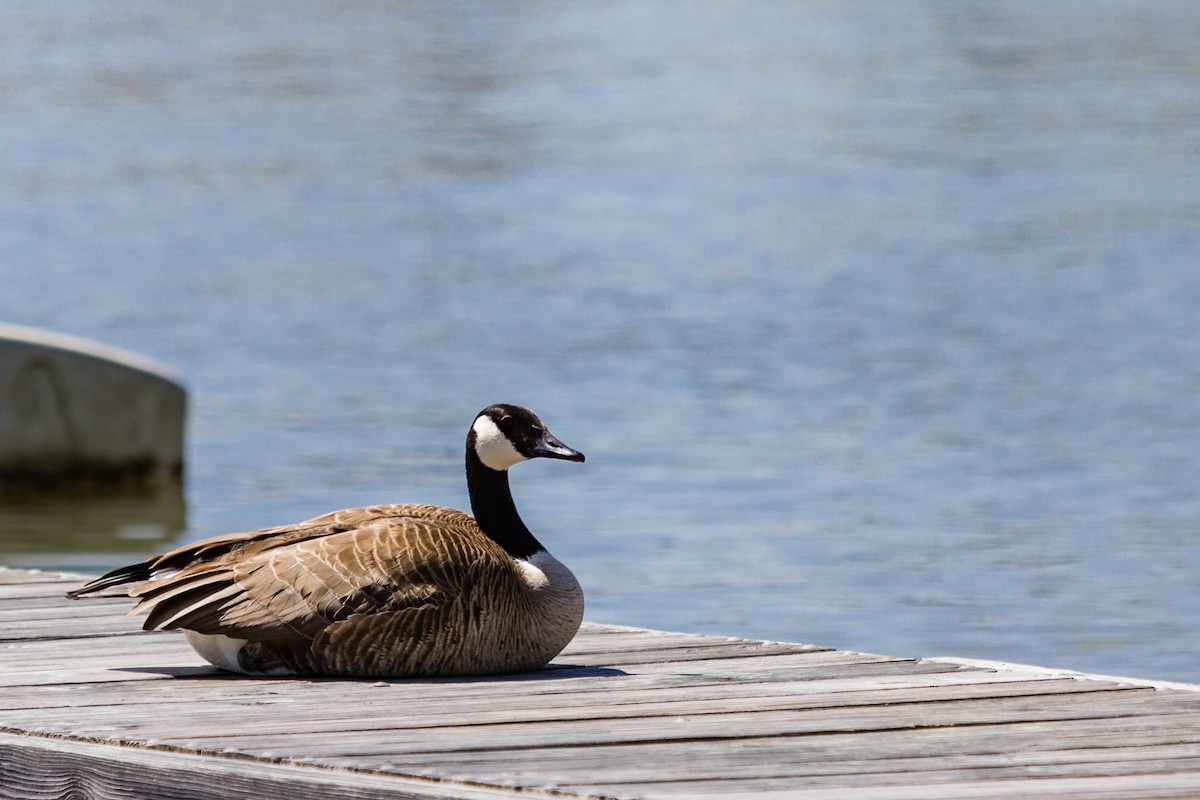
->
[[67, 404, 586, 678]]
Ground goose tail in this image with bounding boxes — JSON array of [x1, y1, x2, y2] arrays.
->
[[66, 559, 157, 599]]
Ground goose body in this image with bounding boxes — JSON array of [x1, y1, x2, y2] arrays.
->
[[68, 405, 586, 678]]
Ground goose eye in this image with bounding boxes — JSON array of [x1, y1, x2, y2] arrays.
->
[[498, 415, 515, 431]]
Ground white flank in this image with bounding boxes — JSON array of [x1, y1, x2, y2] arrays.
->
[[183, 630, 250, 674], [472, 414, 527, 471], [515, 557, 550, 591], [518, 550, 585, 654], [519, 550, 577, 596]]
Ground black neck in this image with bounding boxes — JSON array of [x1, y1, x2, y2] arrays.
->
[[466, 449, 544, 560]]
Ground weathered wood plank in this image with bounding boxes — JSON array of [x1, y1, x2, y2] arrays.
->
[[574, 760, 1200, 797], [0, 568, 86, 585], [0, 732, 554, 800], [2, 568, 1200, 800], [0, 603, 139, 623], [147, 690, 1200, 758], [930, 656, 1200, 694], [557, 642, 837, 665], [662, 771, 1200, 800], [557, 628, 831, 654], [329, 729, 1200, 784], [544, 738, 1200, 790], [2, 675, 1136, 740], [0, 584, 108, 602], [0, 615, 144, 638], [0, 670, 1104, 725]]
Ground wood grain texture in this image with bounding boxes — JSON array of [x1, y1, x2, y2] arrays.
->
[[0, 733, 549, 800], [2, 568, 1199, 800]]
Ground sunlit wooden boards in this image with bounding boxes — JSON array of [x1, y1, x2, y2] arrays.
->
[[2, 567, 1199, 799]]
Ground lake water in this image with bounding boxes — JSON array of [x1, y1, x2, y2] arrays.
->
[[2, 1, 1199, 683]]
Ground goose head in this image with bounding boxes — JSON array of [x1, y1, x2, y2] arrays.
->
[[469, 404, 585, 472]]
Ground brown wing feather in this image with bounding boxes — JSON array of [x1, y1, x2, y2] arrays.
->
[[129, 505, 503, 651], [302, 545, 523, 676], [150, 503, 413, 569]]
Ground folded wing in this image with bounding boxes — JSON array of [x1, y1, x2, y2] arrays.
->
[[128, 505, 496, 651]]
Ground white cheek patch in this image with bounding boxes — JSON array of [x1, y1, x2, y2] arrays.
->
[[472, 415, 527, 471]]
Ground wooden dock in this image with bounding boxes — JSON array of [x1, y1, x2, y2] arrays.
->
[[2, 566, 1199, 799]]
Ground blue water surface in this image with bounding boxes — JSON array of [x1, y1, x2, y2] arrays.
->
[[2, 1, 1200, 682]]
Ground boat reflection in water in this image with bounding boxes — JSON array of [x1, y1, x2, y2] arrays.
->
[[0, 482, 186, 575]]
